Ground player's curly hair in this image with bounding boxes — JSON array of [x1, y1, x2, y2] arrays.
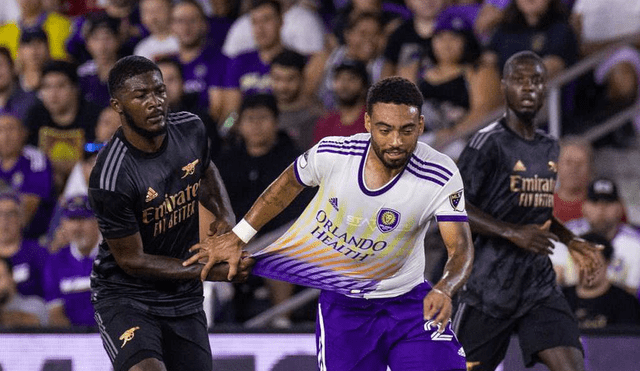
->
[[108, 56, 161, 98], [366, 77, 423, 116]]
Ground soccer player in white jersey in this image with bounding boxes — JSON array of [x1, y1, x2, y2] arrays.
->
[[186, 77, 474, 371]]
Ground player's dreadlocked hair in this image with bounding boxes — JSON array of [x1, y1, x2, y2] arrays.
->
[[366, 77, 424, 116], [108, 56, 161, 98]]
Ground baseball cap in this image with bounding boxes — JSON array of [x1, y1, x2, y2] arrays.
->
[[587, 178, 619, 202], [334, 60, 369, 86], [61, 195, 94, 219]]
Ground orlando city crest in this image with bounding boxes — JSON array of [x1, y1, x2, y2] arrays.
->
[[449, 189, 463, 211], [377, 208, 400, 233]]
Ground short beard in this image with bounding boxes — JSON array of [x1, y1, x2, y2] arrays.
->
[[370, 140, 409, 170], [513, 109, 538, 124], [122, 108, 166, 139]]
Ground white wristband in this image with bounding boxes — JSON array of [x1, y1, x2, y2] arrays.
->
[[232, 219, 257, 244]]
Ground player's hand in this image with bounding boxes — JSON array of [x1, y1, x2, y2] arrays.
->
[[205, 252, 255, 282], [423, 288, 452, 333], [183, 232, 245, 281], [207, 219, 232, 237], [509, 220, 558, 255], [568, 237, 604, 285]]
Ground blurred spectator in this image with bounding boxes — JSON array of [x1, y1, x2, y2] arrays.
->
[[25, 61, 100, 192], [553, 137, 592, 223], [171, 0, 229, 122], [156, 57, 221, 157], [332, 0, 406, 46], [0, 0, 71, 61], [0, 47, 38, 121], [66, 0, 147, 64], [558, 178, 640, 294], [44, 195, 100, 327], [485, 0, 578, 78], [416, 14, 502, 154], [16, 28, 50, 93], [0, 114, 55, 239], [0, 257, 48, 327], [312, 60, 368, 144], [0, 0, 21, 25], [271, 50, 324, 151], [381, 0, 445, 82], [0, 193, 49, 298], [307, 12, 384, 109], [134, 0, 180, 61], [216, 93, 310, 324], [95, 106, 120, 143], [78, 14, 121, 108], [562, 233, 640, 329], [222, 0, 325, 58], [222, 0, 287, 120], [474, 0, 575, 37]]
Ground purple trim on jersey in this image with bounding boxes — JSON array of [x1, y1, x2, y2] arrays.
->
[[436, 215, 468, 222], [293, 158, 310, 186], [317, 149, 367, 156], [318, 143, 368, 151], [357, 146, 407, 197], [320, 139, 370, 145], [407, 160, 451, 182], [405, 167, 445, 186], [410, 155, 454, 176]]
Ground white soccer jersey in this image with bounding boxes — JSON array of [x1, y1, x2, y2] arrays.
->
[[252, 133, 468, 298]]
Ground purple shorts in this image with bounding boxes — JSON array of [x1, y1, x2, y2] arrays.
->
[[316, 282, 466, 371]]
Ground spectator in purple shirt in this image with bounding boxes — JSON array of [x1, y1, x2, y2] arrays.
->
[[77, 14, 121, 109], [171, 0, 229, 122], [44, 195, 100, 327], [0, 47, 38, 121], [0, 192, 49, 298], [0, 114, 55, 239]]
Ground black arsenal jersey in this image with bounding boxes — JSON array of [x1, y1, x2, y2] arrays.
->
[[457, 118, 560, 318], [88, 112, 210, 317]]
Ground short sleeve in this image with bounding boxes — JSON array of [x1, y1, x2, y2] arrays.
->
[[88, 188, 139, 239], [433, 170, 469, 223], [293, 140, 331, 187], [456, 139, 497, 206]]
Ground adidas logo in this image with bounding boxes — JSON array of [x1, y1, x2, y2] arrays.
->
[[145, 187, 158, 202], [513, 160, 527, 172], [458, 347, 466, 357], [329, 197, 339, 211]]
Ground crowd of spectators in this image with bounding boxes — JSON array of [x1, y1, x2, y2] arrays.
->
[[0, 0, 639, 329]]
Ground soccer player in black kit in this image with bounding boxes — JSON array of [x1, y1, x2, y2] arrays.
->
[[88, 56, 252, 371], [452, 51, 602, 371]]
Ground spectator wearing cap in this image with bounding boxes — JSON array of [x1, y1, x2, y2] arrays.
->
[[77, 14, 121, 108], [553, 178, 640, 294], [416, 13, 501, 157], [216, 93, 313, 326], [562, 232, 640, 329], [134, 0, 180, 61], [0, 256, 49, 327], [270, 50, 324, 151], [381, 0, 446, 81], [0, 47, 38, 121], [306, 12, 385, 110], [16, 27, 50, 93], [0, 113, 55, 239], [0, 192, 50, 299], [43, 195, 100, 327], [0, 0, 71, 61], [312, 60, 369, 144], [24, 60, 101, 193]]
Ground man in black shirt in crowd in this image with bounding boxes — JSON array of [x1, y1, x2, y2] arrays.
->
[[88, 56, 252, 371], [453, 51, 601, 371]]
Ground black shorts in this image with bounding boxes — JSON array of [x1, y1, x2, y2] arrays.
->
[[452, 292, 583, 370], [94, 305, 212, 371]]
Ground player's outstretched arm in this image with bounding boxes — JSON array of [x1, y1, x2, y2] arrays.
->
[[185, 164, 306, 281], [466, 202, 559, 255], [549, 216, 603, 282], [106, 233, 252, 282], [424, 221, 474, 332]]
